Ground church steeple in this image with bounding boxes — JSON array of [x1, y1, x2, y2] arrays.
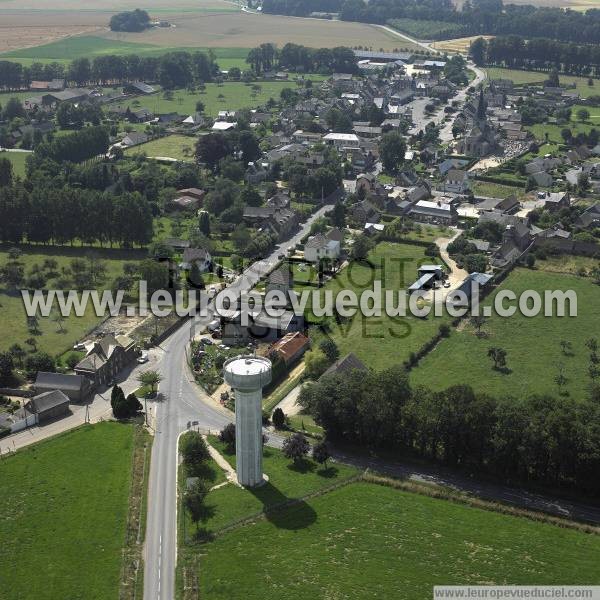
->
[[476, 88, 487, 121]]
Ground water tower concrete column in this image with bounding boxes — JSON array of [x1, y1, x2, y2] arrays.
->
[[223, 356, 272, 487]]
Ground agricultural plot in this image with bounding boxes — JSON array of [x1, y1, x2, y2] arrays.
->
[[431, 35, 494, 54], [0, 423, 137, 600], [307, 242, 449, 371], [98, 12, 421, 51], [411, 268, 600, 399], [197, 480, 600, 599], [1, 36, 251, 71]]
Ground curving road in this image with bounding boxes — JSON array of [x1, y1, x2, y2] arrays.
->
[[142, 203, 334, 600]]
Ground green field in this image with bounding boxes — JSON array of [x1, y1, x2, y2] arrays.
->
[[411, 268, 600, 399], [307, 242, 449, 370], [197, 480, 600, 599], [110, 80, 305, 117], [181, 437, 358, 536], [0, 423, 136, 600], [125, 134, 196, 161], [527, 103, 600, 142], [0, 150, 29, 178], [0, 36, 250, 70], [0, 245, 143, 355], [485, 67, 600, 98]]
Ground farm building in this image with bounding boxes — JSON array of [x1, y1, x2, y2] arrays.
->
[[34, 372, 92, 403], [24, 390, 70, 424]]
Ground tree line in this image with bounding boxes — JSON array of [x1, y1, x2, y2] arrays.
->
[[0, 50, 219, 91], [263, 0, 600, 45], [246, 43, 358, 74], [471, 35, 600, 77], [299, 365, 600, 495], [0, 183, 153, 247]]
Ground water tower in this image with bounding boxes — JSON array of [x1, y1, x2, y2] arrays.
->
[[223, 355, 272, 487]]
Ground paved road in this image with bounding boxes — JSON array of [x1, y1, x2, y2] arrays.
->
[[143, 203, 333, 600]]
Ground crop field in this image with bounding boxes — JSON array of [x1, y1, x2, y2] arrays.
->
[[0, 423, 136, 600], [431, 35, 494, 54], [411, 268, 600, 399], [306, 242, 449, 371], [0, 245, 143, 355], [196, 480, 600, 599], [1, 36, 252, 71]]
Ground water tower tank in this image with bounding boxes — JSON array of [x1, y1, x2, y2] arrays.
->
[[223, 356, 272, 487]]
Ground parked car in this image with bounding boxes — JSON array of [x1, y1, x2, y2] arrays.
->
[[137, 352, 149, 364], [73, 342, 86, 351]]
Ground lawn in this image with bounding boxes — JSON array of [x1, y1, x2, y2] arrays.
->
[[0, 245, 143, 355], [485, 67, 600, 98], [0, 150, 29, 178], [0, 423, 137, 600], [411, 268, 600, 399], [306, 242, 449, 370], [125, 134, 196, 161], [181, 437, 358, 536], [197, 480, 600, 599]]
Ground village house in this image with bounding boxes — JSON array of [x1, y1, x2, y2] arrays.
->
[[304, 230, 341, 263], [441, 169, 470, 194], [74, 334, 138, 388], [269, 331, 310, 366], [180, 247, 212, 272]]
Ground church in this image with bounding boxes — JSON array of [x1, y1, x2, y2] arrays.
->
[[456, 89, 503, 158]]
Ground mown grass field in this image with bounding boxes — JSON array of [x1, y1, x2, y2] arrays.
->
[[411, 268, 600, 399], [0, 245, 142, 355], [197, 480, 600, 599], [0, 423, 136, 600], [306, 242, 449, 370], [125, 134, 196, 161], [0, 150, 29, 178]]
